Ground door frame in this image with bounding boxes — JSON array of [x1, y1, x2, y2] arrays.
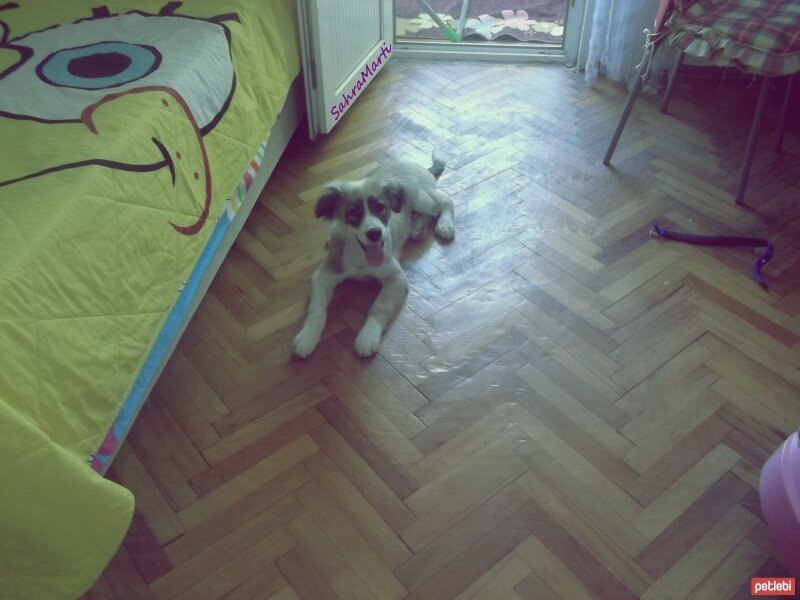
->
[[298, 0, 394, 138]]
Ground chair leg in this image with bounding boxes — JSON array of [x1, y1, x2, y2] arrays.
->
[[775, 73, 795, 152], [735, 76, 771, 205], [603, 58, 648, 166], [660, 50, 685, 114]]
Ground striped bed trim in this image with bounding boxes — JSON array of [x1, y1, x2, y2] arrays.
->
[[90, 138, 270, 473], [226, 141, 267, 219]]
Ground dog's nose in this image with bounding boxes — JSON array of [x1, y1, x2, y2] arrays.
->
[[366, 228, 382, 242]]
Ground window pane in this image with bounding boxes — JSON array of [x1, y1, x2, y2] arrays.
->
[[395, 0, 567, 46]]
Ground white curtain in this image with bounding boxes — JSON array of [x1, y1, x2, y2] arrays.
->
[[584, 0, 667, 89]]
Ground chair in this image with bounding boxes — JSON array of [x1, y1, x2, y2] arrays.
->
[[603, 0, 800, 205]]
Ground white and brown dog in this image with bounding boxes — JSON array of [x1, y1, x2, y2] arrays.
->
[[293, 151, 455, 358]]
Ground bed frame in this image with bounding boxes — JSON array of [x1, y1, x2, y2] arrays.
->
[[185, 74, 306, 320], [97, 74, 306, 474]]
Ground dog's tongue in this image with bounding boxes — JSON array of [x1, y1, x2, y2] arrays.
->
[[365, 242, 385, 267]]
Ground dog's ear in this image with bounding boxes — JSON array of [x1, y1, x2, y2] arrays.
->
[[315, 186, 342, 220], [382, 182, 404, 213]]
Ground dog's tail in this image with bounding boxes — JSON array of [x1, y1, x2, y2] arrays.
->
[[428, 149, 445, 180]]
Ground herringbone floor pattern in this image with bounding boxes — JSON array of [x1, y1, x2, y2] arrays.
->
[[84, 60, 800, 599]]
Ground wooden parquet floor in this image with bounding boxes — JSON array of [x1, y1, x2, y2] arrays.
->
[[85, 60, 800, 599]]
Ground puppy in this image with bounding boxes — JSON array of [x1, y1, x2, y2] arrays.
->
[[293, 151, 455, 358]]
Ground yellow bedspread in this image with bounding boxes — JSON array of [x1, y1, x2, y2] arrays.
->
[[0, 1, 300, 597]]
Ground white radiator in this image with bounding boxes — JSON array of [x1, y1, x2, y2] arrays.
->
[[320, 1, 381, 91], [298, 0, 394, 137]]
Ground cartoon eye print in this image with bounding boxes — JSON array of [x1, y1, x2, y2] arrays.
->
[[36, 40, 162, 90], [0, 4, 236, 133], [0, 3, 240, 235]]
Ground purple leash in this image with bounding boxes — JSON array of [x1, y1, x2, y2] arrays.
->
[[650, 221, 774, 289]]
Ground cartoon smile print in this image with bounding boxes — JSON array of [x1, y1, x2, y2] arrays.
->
[[0, 2, 239, 235]]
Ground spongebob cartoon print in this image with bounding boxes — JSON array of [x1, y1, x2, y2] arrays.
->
[[0, 1, 238, 234]]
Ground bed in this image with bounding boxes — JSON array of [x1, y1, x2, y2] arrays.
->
[[0, 1, 304, 598]]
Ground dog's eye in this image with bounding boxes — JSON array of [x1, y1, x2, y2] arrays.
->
[[347, 210, 359, 220], [377, 204, 387, 212]]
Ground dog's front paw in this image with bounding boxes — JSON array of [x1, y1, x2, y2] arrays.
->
[[354, 321, 382, 357], [293, 328, 320, 359], [435, 213, 455, 240]]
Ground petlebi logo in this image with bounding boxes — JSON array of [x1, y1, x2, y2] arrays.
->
[[751, 577, 796, 596], [330, 42, 392, 120]]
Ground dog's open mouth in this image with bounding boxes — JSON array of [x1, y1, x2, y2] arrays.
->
[[357, 238, 385, 267]]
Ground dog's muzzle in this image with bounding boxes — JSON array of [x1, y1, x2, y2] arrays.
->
[[357, 237, 385, 267]]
